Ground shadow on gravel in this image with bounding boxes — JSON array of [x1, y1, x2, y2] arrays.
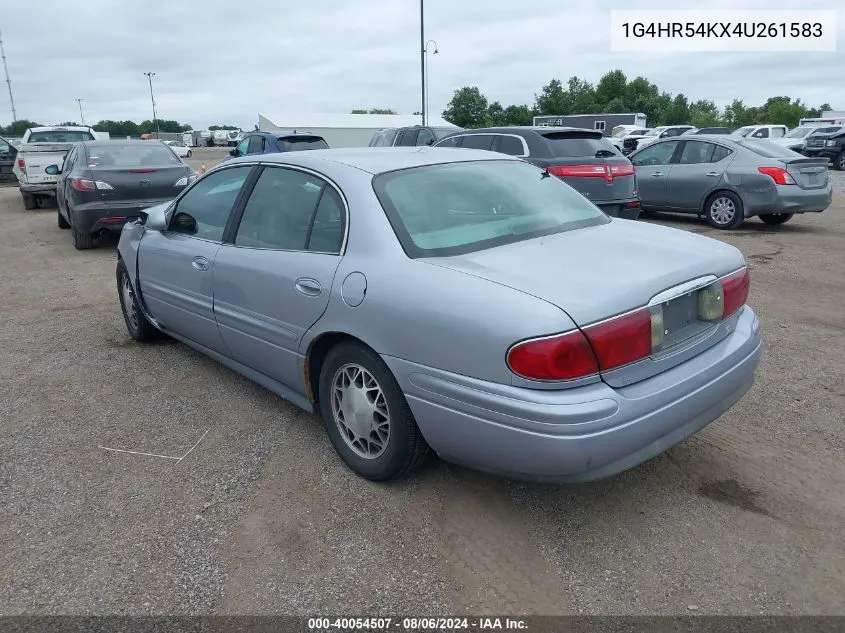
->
[[697, 478, 772, 517]]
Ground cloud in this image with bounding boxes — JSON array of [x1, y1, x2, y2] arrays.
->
[[1, 0, 841, 130]]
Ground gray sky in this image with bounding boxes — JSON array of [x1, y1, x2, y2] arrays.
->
[[1, 0, 842, 129]]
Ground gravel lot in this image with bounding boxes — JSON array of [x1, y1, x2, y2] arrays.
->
[[1, 147, 844, 616]]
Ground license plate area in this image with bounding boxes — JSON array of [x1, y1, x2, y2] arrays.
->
[[654, 292, 714, 354]]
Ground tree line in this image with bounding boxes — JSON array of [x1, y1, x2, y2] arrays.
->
[[0, 118, 193, 137], [442, 70, 832, 130]]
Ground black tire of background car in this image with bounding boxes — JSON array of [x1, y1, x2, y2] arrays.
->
[[318, 341, 430, 481], [116, 260, 160, 342], [57, 210, 70, 229], [187, 150, 192, 158], [760, 213, 793, 225], [69, 208, 95, 250], [836, 152, 845, 171], [21, 192, 37, 210], [705, 191, 744, 230]]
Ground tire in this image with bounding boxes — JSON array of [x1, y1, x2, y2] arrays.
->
[[760, 213, 793, 225], [22, 192, 37, 210], [835, 151, 845, 171], [117, 260, 160, 342], [186, 150, 192, 158], [318, 342, 429, 481], [69, 207, 95, 250], [57, 209, 70, 229], [705, 191, 744, 230]]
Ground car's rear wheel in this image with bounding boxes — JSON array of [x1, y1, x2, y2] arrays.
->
[[318, 342, 429, 481], [760, 213, 793, 225], [57, 209, 70, 229], [705, 191, 744, 230], [69, 207, 95, 250], [187, 150, 192, 158], [117, 260, 160, 342], [22, 192, 37, 210], [835, 151, 845, 171]]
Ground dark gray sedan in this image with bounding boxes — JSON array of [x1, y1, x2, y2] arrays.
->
[[629, 135, 833, 229], [51, 140, 196, 250]]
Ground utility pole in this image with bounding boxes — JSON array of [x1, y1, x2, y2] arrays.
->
[[143, 71, 160, 139], [419, 0, 426, 126], [0, 30, 17, 122], [76, 98, 85, 125]]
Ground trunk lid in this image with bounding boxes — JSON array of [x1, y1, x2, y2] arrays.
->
[[535, 130, 637, 204], [782, 157, 830, 190], [422, 219, 746, 385], [85, 165, 191, 203]]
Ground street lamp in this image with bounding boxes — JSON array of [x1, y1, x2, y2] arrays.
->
[[75, 98, 85, 125], [424, 40, 438, 127], [143, 72, 160, 139], [419, 0, 425, 126]]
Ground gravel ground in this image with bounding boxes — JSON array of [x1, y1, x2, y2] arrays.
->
[[1, 149, 843, 616]]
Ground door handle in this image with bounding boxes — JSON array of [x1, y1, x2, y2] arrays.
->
[[652, 172, 664, 177], [295, 278, 322, 296], [191, 256, 210, 271], [705, 172, 720, 177]]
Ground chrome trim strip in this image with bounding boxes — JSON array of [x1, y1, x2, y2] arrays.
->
[[648, 275, 718, 307]]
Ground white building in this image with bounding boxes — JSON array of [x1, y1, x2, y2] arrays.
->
[[257, 113, 459, 148]]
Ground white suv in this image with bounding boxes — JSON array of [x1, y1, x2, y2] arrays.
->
[[635, 125, 695, 151]]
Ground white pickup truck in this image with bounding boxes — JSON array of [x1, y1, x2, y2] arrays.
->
[[12, 126, 107, 209]]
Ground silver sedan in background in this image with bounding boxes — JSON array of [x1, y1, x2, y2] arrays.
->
[[116, 148, 761, 483], [629, 135, 833, 229]]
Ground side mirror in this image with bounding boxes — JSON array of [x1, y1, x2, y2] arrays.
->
[[45, 164, 61, 175], [229, 149, 237, 156], [170, 212, 197, 234], [143, 205, 169, 231]]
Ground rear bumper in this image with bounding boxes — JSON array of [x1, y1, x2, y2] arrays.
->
[[72, 199, 174, 234], [383, 306, 761, 483], [597, 201, 641, 220], [743, 182, 833, 217], [19, 183, 57, 195]]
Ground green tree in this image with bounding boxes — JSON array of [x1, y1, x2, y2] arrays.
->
[[535, 79, 570, 115], [568, 76, 598, 114], [486, 101, 505, 126], [351, 108, 397, 114], [689, 99, 721, 128], [0, 119, 42, 136], [208, 124, 240, 130], [663, 94, 690, 125], [502, 104, 534, 126], [603, 97, 627, 113], [595, 70, 627, 109], [442, 86, 489, 128]]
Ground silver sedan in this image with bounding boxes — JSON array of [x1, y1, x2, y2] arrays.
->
[[116, 148, 761, 482], [629, 135, 833, 229]]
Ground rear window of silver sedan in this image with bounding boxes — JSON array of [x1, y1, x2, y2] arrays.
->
[[372, 159, 610, 257]]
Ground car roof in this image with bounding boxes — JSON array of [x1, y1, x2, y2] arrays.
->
[[224, 146, 518, 175], [80, 140, 157, 147], [454, 125, 595, 134], [30, 126, 92, 132]]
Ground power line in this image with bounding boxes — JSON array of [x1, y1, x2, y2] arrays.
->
[[0, 29, 17, 122]]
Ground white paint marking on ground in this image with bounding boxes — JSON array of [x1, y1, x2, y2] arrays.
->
[[176, 428, 211, 464], [98, 446, 182, 460]]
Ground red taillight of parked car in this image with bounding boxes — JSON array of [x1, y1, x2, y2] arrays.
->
[[721, 267, 750, 319], [506, 330, 599, 381], [757, 166, 795, 185], [547, 163, 635, 184], [17, 158, 25, 169], [582, 308, 655, 372], [71, 178, 97, 191]]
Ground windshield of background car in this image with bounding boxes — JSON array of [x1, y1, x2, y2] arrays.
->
[[785, 127, 814, 138], [740, 139, 804, 159], [643, 128, 661, 136], [276, 136, 329, 151], [540, 131, 620, 157], [433, 127, 459, 140], [86, 144, 182, 167], [372, 159, 609, 257], [732, 126, 755, 137], [27, 130, 95, 143]]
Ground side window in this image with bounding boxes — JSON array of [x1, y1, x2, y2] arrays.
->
[[435, 135, 463, 148], [416, 128, 435, 146], [496, 135, 525, 156], [752, 128, 769, 138], [0, 138, 10, 154], [234, 167, 325, 250], [710, 145, 733, 162], [62, 147, 76, 172], [235, 137, 250, 156], [396, 129, 419, 146], [632, 141, 679, 166], [594, 121, 606, 132], [461, 134, 495, 150], [171, 166, 251, 241], [247, 135, 264, 154], [307, 187, 345, 253], [677, 141, 715, 164], [772, 127, 785, 138]]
